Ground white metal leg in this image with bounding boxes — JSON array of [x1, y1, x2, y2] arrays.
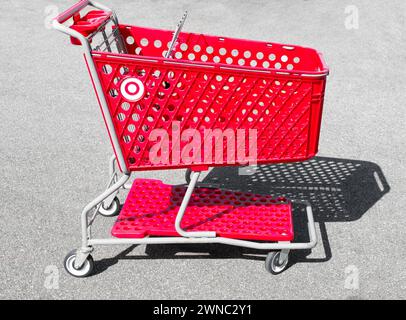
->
[[174, 171, 216, 238], [279, 249, 290, 264], [88, 200, 317, 250], [75, 173, 130, 269]]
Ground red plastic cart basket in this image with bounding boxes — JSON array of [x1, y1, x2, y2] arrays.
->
[[53, 0, 328, 277]]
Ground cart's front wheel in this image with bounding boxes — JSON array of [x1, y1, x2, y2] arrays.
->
[[64, 250, 94, 277], [98, 197, 120, 217], [265, 251, 289, 274]]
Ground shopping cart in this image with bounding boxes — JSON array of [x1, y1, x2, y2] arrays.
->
[[53, 0, 329, 277]]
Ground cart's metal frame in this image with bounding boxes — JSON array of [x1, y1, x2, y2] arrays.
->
[[53, 0, 318, 271]]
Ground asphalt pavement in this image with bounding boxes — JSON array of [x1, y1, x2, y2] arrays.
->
[[0, 0, 405, 299]]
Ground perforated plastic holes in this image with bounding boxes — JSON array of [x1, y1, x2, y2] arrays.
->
[[180, 43, 188, 51], [94, 24, 328, 170], [121, 102, 130, 111], [154, 40, 162, 48], [111, 179, 294, 241], [126, 36, 134, 45], [109, 89, 118, 97], [140, 38, 148, 46], [128, 124, 136, 132], [256, 52, 264, 59], [103, 64, 112, 74], [206, 46, 214, 54], [120, 66, 129, 75]]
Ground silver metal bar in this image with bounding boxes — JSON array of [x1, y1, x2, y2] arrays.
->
[[109, 154, 116, 177], [101, 30, 112, 52], [74, 246, 93, 269], [94, 27, 120, 52], [87, 16, 113, 40], [101, 173, 118, 208], [88, 236, 309, 250], [292, 199, 318, 246], [109, 11, 127, 54], [52, 1, 129, 174], [115, 28, 127, 54], [123, 182, 133, 189], [174, 171, 216, 238], [109, 154, 132, 189], [90, 0, 112, 13], [88, 196, 104, 226], [80, 174, 130, 248], [279, 248, 290, 264], [166, 11, 188, 59], [89, 200, 317, 250]]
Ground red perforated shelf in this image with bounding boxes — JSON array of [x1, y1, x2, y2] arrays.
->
[[111, 179, 294, 241]]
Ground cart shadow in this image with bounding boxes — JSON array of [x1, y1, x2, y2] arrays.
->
[[93, 156, 389, 274], [199, 156, 389, 265]]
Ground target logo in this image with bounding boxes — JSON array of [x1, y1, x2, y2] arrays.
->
[[120, 78, 145, 102]]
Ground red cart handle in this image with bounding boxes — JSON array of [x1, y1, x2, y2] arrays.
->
[[55, 0, 90, 23], [53, 1, 113, 46]]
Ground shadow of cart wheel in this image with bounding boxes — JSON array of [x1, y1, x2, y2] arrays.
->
[[94, 156, 389, 273]]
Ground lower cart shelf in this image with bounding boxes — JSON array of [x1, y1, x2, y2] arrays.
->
[[111, 179, 294, 241]]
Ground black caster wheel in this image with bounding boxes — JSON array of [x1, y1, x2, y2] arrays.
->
[[98, 197, 120, 217], [64, 250, 94, 277], [265, 251, 289, 274]]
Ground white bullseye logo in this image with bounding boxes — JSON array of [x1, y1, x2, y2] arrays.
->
[[120, 78, 145, 102]]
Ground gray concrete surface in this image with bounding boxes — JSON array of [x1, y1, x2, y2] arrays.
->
[[1, 0, 405, 299]]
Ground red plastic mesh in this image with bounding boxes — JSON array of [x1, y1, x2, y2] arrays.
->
[[92, 25, 327, 171], [119, 25, 324, 73], [111, 179, 294, 241]]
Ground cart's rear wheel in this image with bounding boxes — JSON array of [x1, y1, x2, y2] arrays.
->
[[98, 197, 120, 217], [265, 251, 289, 274], [64, 250, 94, 277]]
